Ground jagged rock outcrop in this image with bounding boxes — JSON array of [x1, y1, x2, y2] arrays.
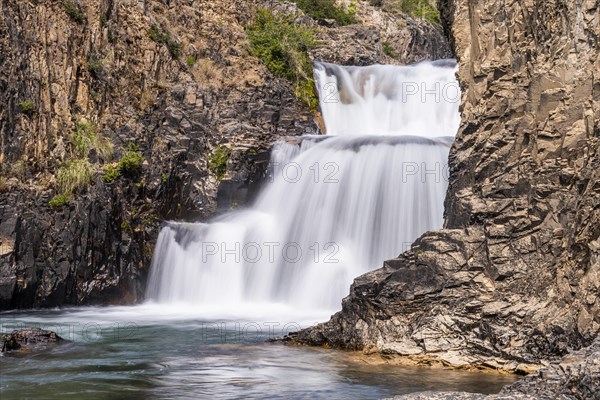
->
[[291, 0, 600, 374]]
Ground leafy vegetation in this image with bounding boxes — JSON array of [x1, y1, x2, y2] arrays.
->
[[382, 41, 398, 58], [186, 55, 197, 67], [87, 54, 105, 76], [370, 0, 440, 24], [119, 143, 144, 176], [289, 0, 357, 26], [148, 25, 181, 58], [62, 0, 84, 24], [101, 143, 144, 182], [208, 146, 230, 180], [102, 163, 121, 183], [56, 158, 94, 194], [18, 100, 35, 114], [48, 193, 70, 208], [246, 8, 318, 109], [68, 120, 114, 160]]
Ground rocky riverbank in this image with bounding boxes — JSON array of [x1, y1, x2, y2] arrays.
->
[[291, 0, 600, 379], [391, 336, 600, 399]]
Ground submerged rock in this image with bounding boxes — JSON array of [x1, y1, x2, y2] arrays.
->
[[1, 328, 65, 353]]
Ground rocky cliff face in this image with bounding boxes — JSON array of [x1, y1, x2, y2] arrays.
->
[[0, 1, 448, 309], [0, 0, 318, 309], [292, 0, 600, 374]]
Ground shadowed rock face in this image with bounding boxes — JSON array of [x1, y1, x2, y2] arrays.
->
[[291, 0, 600, 374]]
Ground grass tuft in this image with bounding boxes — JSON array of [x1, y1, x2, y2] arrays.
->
[[186, 55, 197, 67], [56, 158, 94, 193], [246, 9, 318, 109], [62, 0, 85, 24], [290, 0, 358, 26], [370, 0, 440, 24], [68, 120, 114, 160]]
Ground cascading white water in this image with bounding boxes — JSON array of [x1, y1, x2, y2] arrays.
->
[[147, 60, 460, 316], [314, 60, 460, 136]]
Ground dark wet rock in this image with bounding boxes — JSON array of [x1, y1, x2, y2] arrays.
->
[[1, 328, 65, 353]]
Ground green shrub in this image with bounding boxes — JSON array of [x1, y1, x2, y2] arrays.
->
[[208, 146, 229, 180], [49, 193, 70, 208], [186, 55, 197, 67], [18, 100, 35, 114], [102, 163, 121, 183], [247, 9, 318, 109], [121, 220, 132, 233], [290, 0, 358, 26], [62, 0, 84, 24], [68, 120, 114, 160], [382, 41, 398, 58], [371, 0, 440, 24], [57, 158, 94, 193], [148, 25, 180, 58], [87, 54, 105, 76], [119, 143, 144, 176]]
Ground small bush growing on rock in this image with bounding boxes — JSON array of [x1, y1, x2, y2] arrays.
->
[[119, 143, 144, 176], [87, 54, 105, 77], [382, 41, 398, 58], [290, 0, 358, 26], [18, 100, 35, 114], [208, 146, 230, 181], [102, 163, 121, 183], [62, 0, 84, 24], [247, 9, 318, 109], [68, 120, 114, 160], [186, 55, 197, 67], [56, 159, 93, 194], [370, 0, 440, 24], [48, 193, 70, 208], [148, 25, 181, 59]]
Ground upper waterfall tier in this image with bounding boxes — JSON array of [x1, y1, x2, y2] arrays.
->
[[314, 60, 460, 137]]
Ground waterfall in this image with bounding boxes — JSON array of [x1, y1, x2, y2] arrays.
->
[[147, 60, 460, 315], [314, 60, 460, 136]]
